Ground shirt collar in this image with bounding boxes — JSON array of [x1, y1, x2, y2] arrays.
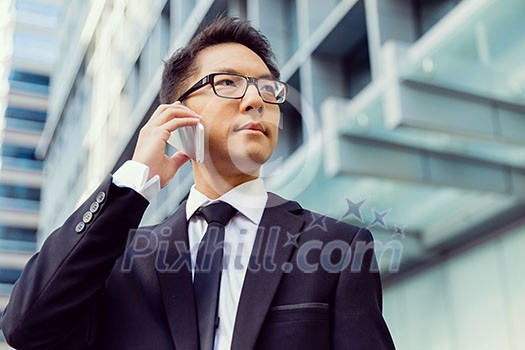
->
[[186, 178, 268, 225]]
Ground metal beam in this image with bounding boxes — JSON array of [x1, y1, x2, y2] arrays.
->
[[383, 205, 525, 287], [0, 168, 43, 188], [7, 91, 48, 111], [0, 209, 39, 229], [384, 78, 525, 145], [380, 40, 525, 145], [0, 128, 41, 148], [0, 250, 33, 269], [322, 99, 525, 198]]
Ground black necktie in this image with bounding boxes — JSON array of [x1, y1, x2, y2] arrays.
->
[[194, 202, 238, 350]]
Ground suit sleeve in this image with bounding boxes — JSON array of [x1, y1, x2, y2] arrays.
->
[[1, 176, 150, 350], [331, 228, 396, 349]]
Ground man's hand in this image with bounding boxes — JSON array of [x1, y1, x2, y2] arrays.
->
[[132, 101, 202, 187]]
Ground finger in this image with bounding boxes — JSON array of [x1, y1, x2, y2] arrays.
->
[[151, 107, 201, 127], [162, 116, 202, 133], [150, 102, 201, 126], [147, 103, 174, 123]]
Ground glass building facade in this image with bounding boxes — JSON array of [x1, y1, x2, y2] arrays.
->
[[0, 0, 58, 346], [2, 0, 525, 348]]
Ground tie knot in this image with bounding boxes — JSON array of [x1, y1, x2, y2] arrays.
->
[[197, 202, 238, 226]]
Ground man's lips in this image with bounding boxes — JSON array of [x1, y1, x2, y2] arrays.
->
[[237, 122, 266, 134]]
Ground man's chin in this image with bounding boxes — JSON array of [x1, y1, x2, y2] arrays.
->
[[229, 152, 268, 176], [225, 137, 274, 174]]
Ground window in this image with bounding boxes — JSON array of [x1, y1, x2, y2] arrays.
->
[[1, 145, 37, 160], [0, 226, 36, 241], [5, 107, 47, 123], [160, 1, 170, 53], [0, 145, 43, 170], [257, 0, 298, 65], [4, 118, 45, 132], [0, 268, 22, 284], [312, 1, 371, 101], [412, 0, 462, 38], [342, 36, 370, 98], [283, 0, 298, 60], [9, 70, 50, 86], [0, 184, 41, 201], [272, 70, 303, 159]]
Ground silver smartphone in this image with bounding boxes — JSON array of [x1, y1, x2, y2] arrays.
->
[[167, 123, 205, 163]]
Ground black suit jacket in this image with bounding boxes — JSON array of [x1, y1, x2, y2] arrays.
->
[[1, 177, 395, 349]]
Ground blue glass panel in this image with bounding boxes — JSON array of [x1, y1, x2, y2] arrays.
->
[[0, 283, 13, 295], [9, 70, 50, 86], [8, 80, 50, 95], [342, 36, 371, 98], [4, 118, 46, 131], [0, 157, 43, 170], [1, 145, 37, 160], [5, 107, 47, 123], [0, 226, 37, 242], [413, 0, 463, 37], [0, 239, 36, 252], [15, 0, 60, 17], [0, 197, 39, 211], [0, 268, 22, 284], [0, 185, 41, 201]]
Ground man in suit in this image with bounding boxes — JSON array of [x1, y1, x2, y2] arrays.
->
[[1, 16, 395, 350]]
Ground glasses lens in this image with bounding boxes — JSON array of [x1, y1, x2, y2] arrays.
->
[[258, 79, 287, 103], [212, 74, 287, 103], [213, 74, 246, 98]]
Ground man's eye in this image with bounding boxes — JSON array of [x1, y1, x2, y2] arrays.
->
[[215, 79, 237, 87], [260, 84, 276, 94]]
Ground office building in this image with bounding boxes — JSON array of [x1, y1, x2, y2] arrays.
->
[[0, 0, 58, 347], [6, 0, 525, 348]]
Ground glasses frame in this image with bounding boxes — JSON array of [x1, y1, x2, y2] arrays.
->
[[177, 73, 288, 104]]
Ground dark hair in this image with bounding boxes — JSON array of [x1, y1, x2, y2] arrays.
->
[[159, 16, 280, 104]]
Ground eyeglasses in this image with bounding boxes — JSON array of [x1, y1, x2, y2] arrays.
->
[[177, 73, 288, 104]]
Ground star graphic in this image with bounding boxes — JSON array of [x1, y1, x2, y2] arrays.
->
[[368, 208, 391, 229], [392, 225, 407, 239], [284, 232, 301, 248], [305, 212, 329, 232], [340, 197, 366, 222]]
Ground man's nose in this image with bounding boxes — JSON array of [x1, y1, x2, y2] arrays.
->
[[245, 81, 260, 98], [241, 83, 264, 113]]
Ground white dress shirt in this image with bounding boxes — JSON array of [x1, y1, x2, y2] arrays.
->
[[113, 160, 268, 350]]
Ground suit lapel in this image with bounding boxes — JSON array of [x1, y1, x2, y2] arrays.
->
[[231, 194, 305, 350], [155, 203, 199, 350]]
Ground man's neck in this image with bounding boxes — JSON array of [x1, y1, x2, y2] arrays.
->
[[192, 163, 260, 199]]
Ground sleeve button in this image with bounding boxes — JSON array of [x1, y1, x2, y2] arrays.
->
[[89, 201, 100, 213], [96, 192, 106, 203], [75, 222, 85, 233], [82, 211, 93, 223]]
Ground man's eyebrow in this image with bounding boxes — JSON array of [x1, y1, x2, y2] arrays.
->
[[213, 67, 273, 79]]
